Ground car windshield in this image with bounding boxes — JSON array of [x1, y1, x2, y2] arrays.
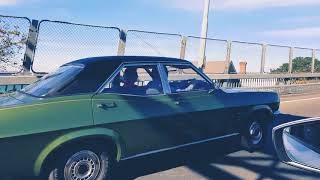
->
[[21, 65, 84, 97]]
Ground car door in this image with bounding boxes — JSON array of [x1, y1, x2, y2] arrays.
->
[[92, 63, 189, 158], [162, 63, 235, 143]]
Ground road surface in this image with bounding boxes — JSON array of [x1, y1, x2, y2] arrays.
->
[[114, 92, 320, 180]]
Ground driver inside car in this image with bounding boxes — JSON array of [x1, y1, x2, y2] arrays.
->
[[145, 67, 163, 95], [164, 66, 206, 93], [121, 67, 144, 95]]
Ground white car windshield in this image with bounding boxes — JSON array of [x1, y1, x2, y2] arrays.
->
[[21, 65, 84, 97]]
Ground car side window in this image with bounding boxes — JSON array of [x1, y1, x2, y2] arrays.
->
[[102, 64, 164, 96], [164, 64, 213, 93]]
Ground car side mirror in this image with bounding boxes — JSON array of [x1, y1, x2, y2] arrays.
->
[[273, 117, 320, 174]]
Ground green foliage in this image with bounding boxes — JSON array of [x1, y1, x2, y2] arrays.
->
[[271, 57, 320, 73], [0, 19, 27, 72]]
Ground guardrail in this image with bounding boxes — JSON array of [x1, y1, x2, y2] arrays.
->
[[1, 74, 319, 95], [0, 76, 37, 93], [210, 73, 320, 94]]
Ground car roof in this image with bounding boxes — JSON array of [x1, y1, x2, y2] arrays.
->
[[68, 56, 191, 67]]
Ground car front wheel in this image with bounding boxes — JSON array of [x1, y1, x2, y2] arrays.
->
[[46, 145, 112, 180], [242, 118, 266, 152], [248, 121, 264, 146]]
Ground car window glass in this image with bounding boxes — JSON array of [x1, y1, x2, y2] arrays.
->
[[164, 65, 212, 93], [103, 64, 164, 96]]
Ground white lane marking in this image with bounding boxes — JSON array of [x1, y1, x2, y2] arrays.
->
[[281, 96, 320, 104]]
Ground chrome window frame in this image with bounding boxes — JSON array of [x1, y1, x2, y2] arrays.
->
[[95, 62, 167, 97]]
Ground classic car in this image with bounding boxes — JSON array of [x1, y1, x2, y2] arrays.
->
[[0, 56, 280, 180]]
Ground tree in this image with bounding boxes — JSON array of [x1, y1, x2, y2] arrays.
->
[[271, 57, 320, 73], [0, 19, 27, 72]]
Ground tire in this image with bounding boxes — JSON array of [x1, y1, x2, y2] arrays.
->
[[241, 115, 267, 152], [44, 145, 113, 180]]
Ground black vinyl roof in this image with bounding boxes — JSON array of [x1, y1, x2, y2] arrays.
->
[[68, 56, 190, 67]]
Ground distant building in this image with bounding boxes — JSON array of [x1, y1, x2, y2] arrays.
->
[[191, 60, 237, 74], [192, 60, 277, 88]]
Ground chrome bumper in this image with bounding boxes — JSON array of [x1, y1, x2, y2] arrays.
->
[[274, 110, 281, 115]]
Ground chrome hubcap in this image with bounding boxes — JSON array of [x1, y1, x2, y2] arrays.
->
[[64, 150, 101, 180], [249, 121, 263, 145]]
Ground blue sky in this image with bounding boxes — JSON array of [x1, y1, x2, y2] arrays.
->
[[1, 0, 320, 72], [2, 0, 320, 47]]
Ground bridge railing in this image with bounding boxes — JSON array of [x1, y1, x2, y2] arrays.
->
[[1, 14, 320, 94], [1, 14, 319, 75]]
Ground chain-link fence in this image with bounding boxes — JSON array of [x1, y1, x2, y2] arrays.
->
[[1, 14, 320, 75], [292, 47, 313, 73], [33, 20, 120, 73], [230, 41, 263, 73], [265, 45, 290, 74], [125, 30, 182, 58], [3, 14, 320, 95], [0, 15, 30, 73], [185, 36, 228, 74]]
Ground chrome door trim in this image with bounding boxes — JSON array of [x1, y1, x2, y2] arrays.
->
[[158, 63, 171, 94], [120, 133, 240, 161]]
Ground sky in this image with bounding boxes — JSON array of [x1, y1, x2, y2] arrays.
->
[[1, 0, 320, 72]]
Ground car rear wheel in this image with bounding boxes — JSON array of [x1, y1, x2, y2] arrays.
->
[[45, 145, 112, 180]]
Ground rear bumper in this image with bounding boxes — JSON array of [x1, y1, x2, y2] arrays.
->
[[273, 110, 281, 115]]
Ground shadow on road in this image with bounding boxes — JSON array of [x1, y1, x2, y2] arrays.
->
[[113, 114, 320, 180]]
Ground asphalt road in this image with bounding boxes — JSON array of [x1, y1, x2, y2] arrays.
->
[[114, 92, 320, 180]]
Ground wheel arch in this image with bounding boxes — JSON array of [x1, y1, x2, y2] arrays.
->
[[249, 105, 275, 123], [33, 127, 125, 177]]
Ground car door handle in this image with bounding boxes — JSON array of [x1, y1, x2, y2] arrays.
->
[[175, 101, 181, 105], [97, 102, 117, 109]]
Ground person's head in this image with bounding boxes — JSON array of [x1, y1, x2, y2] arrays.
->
[[123, 68, 138, 86]]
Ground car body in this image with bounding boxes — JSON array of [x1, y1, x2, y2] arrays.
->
[[0, 56, 280, 179]]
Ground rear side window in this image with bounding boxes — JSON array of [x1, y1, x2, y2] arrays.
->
[[102, 64, 164, 96]]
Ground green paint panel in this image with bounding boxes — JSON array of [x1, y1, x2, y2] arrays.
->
[[0, 88, 279, 178]]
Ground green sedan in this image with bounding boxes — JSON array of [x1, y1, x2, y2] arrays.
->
[[0, 56, 280, 180]]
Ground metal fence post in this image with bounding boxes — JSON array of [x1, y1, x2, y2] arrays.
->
[[180, 36, 187, 60], [288, 47, 294, 74], [260, 44, 267, 74], [23, 19, 39, 74], [117, 29, 127, 56], [224, 40, 232, 74], [312, 49, 316, 73], [199, 37, 207, 69]]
